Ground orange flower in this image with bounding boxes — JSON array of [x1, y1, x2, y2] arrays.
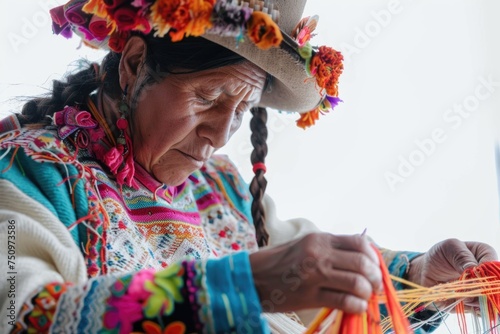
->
[[151, 0, 214, 41], [170, 0, 215, 41], [296, 108, 321, 129], [246, 11, 282, 50], [310, 46, 344, 96], [151, 0, 191, 37], [82, 0, 108, 18], [141, 320, 186, 334]]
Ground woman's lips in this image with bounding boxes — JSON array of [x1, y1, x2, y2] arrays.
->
[[177, 150, 206, 167]]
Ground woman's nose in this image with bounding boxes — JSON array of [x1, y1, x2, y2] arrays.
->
[[197, 110, 236, 149]]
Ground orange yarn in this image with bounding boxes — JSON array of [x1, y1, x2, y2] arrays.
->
[[306, 246, 413, 334]]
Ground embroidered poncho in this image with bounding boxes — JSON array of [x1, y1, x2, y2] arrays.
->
[[0, 121, 267, 333]]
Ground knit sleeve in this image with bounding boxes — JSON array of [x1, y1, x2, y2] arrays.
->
[[9, 252, 268, 333], [0, 181, 268, 333], [379, 248, 441, 333]]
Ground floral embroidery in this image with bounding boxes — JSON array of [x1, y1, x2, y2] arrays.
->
[[141, 320, 186, 334], [11, 283, 69, 334], [104, 270, 154, 333], [144, 263, 184, 317]]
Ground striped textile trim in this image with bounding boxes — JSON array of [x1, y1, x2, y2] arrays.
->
[[0, 115, 21, 134]]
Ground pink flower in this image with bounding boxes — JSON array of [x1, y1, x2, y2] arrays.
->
[[128, 269, 155, 300], [65, 3, 89, 25], [104, 294, 143, 334]]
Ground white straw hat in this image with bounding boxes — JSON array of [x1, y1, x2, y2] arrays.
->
[[50, 0, 343, 128]]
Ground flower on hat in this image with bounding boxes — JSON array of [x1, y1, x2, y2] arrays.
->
[[246, 11, 283, 50], [291, 17, 344, 129], [310, 46, 343, 97], [53, 0, 282, 50], [150, 0, 216, 41], [207, 0, 252, 37], [51, 0, 344, 130], [293, 15, 318, 48], [89, 15, 114, 39], [82, 0, 108, 18], [108, 30, 131, 52]]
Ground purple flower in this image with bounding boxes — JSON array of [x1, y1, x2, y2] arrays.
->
[[325, 95, 342, 109], [207, 0, 252, 36], [50, 5, 73, 38]]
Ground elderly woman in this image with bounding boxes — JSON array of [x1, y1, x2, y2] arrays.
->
[[0, 0, 496, 333]]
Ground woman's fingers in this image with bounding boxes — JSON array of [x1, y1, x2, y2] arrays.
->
[[315, 289, 368, 314], [330, 234, 380, 266], [320, 268, 374, 301], [464, 241, 498, 264], [250, 232, 383, 313], [317, 248, 382, 294]]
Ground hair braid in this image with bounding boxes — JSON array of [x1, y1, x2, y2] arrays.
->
[[18, 63, 103, 126], [249, 106, 269, 247]]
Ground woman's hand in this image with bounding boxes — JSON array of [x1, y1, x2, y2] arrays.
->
[[407, 238, 497, 287], [407, 239, 497, 310], [249, 232, 382, 314]]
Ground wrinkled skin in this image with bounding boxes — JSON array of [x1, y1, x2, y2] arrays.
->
[[250, 234, 497, 314], [250, 233, 382, 314], [408, 238, 497, 310], [106, 36, 266, 186]]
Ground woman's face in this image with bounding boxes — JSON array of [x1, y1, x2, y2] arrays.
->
[[131, 61, 266, 186]]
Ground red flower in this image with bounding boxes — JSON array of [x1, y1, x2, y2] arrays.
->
[[89, 15, 113, 39], [108, 30, 130, 52], [112, 5, 140, 30]]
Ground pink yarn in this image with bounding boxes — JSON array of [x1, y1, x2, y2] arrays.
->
[[103, 146, 124, 174]]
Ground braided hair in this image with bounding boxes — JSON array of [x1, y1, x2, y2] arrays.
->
[[249, 107, 269, 247]]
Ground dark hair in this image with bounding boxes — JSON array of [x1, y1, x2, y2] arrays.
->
[[249, 107, 269, 247], [17, 34, 271, 247], [18, 35, 247, 125]]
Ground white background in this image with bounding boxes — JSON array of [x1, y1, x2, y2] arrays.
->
[[1, 1, 499, 332]]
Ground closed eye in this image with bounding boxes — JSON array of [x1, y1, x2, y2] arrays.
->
[[197, 95, 217, 107]]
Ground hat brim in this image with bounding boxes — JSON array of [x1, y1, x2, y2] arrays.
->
[[203, 33, 323, 113]]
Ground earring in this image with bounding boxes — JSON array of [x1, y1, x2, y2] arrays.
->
[[113, 84, 137, 189], [116, 84, 129, 150]]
